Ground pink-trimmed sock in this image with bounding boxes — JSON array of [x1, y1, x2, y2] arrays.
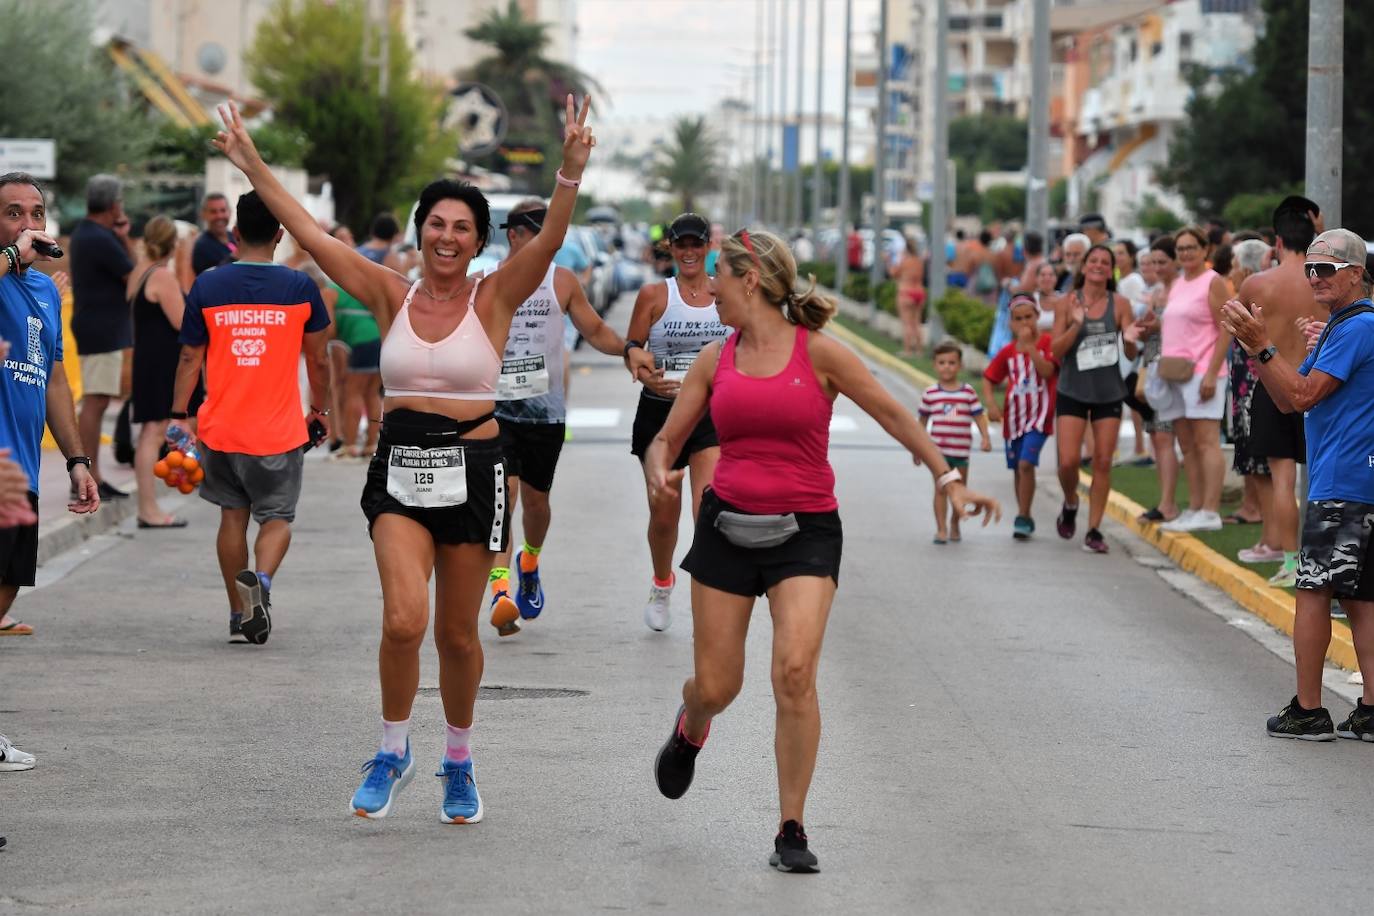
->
[[380, 718, 409, 756], [653, 572, 675, 589], [677, 707, 709, 748], [445, 722, 472, 764]]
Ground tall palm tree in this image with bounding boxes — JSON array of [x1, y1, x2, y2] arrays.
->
[[462, 1, 603, 184], [653, 116, 721, 213]]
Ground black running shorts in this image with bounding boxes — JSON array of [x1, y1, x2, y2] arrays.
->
[[497, 418, 566, 493], [631, 392, 719, 471], [1248, 382, 1306, 463], [361, 409, 511, 550], [682, 488, 842, 597], [1055, 391, 1124, 423], [1297, 499, 1374, 599], [0, 492, 39, 587]]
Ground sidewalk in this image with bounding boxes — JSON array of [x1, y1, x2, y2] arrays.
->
[[826, 288, 1359, 677], [33, 407, 138, 566]]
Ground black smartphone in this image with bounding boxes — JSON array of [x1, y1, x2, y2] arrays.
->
[[302, 417, 328, 451]]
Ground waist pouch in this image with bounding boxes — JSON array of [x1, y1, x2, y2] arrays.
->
[[1156, 356, 1195, 382], [714, 509, 800, 549]]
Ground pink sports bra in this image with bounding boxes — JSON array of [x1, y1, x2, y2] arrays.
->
[[380, 278, 502, 400]]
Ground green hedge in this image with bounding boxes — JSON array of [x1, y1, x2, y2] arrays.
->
[[798, 259, 895, 314], [798, 261, 835, 289], [935, 290, 995, 351]]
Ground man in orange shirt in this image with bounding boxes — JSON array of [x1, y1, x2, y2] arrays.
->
[[170, 192, 331, 644]]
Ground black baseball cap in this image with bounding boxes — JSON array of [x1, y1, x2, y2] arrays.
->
[[500, 208, 547, 231], [668, 213, 710, 242]]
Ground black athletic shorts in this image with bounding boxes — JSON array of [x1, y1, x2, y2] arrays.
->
[[1248, 382, 1306, 463], [497, 418, 566, 493], [631, 392, 719, 471], [1297, 499, 1374, 600], [0, 492, 39, 588], [1055, 391, 1124, 423], [361, 409, 511, 550], [682, 487, 843, 597]]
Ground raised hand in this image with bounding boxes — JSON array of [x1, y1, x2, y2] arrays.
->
[[561, 94, 596, 179], [213, 102, 265, 174], [1220, 299, 1268, 355], [1297, 316, 1325, 351]]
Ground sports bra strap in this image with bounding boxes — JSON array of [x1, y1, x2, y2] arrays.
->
[[402, 279, 421, 310], [468, 275, 481, 307]]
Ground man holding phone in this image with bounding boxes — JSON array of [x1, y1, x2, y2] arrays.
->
[[170, 191, 331, 645]]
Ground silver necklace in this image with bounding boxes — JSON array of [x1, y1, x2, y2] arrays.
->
[[422, 281, 464, 302]]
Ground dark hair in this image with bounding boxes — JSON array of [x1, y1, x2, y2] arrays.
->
[[955, 229, 966, 240], [932, 340, 963, 359], [370, 212, 400, 241], [1211, 243, 1234, 278], [1149, 235, 1176, 259], [1073, 243, 1118, 292], [1114, 238, 1137, 260], [235, 190, 281, 245], [201, 192, 228, 209], [414, 179, 490, 254], [1231, 230, 1263, 243], [1277, 194, 1319, 217], [1207, 225, 1226, 247], [1024, 231, 1044, 257], [0, 172, 45, 197], [978, 229, 992, 246], [1273, 205, 1316, 255]]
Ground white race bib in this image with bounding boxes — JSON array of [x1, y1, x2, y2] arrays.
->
[[496, 355, 549, 400], [1076, 333, 1119, 372], [662, 354, 697, 382], [386, 446, 467, 508]]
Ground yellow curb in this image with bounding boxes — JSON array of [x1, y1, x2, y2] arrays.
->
[[827, 319, 937, 388], [828, 313, 1359, 673], [1080, 475, 1358, 672]]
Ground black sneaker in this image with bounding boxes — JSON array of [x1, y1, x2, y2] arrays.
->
[[770, 820, 819, 873], [1083, 528, 1109, 554], [97, 481, 129, 500], [235, 570, 272, 645], [654, 704, 704, 799], [1266, 696, 1335, 741], [1336, 701, 1374, 742], [1056, 503, 1078, 540]]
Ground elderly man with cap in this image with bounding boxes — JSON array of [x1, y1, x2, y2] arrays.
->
[[485, 198, 654, 636], [1222, 228, 1374, 742]]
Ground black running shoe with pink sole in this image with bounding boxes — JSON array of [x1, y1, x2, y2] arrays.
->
[[1056, 503, 1078, 540], [654, 704, 704, 799], [770, 820, 819, 873]]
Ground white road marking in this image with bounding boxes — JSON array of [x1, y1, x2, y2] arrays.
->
[[566, 408, 622, 428]]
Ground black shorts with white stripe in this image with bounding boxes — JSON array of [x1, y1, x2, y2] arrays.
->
[[361, 409, 511, 550]]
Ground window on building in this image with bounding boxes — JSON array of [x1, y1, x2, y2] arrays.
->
[[950, 15, 970, 31], [1129, 39, 1138, 62], [1179, 32, 1193, 57], [984, 14, 1002, 29], [1151, 41, 1163, 57]]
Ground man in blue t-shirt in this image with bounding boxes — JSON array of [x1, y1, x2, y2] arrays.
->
[[1222, 227, 1374, 742], [0, 172, 99, 651]]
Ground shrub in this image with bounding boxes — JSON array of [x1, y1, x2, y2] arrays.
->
[[935, 290, 995, 350], [876, 280, 897, 315], [843, 272, 871, 303]]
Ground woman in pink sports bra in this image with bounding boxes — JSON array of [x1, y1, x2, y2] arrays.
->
[[643, 229, 1000, 873], [213, 96, 597, 825]]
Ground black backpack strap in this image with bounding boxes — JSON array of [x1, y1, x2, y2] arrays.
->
[[1310, 300, 1374, 364]]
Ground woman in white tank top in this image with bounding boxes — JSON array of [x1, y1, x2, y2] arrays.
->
[[623, 213, 732, 632]]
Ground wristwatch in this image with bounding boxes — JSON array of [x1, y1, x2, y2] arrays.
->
[[1257, 345, 1278, 364], [623, 339, 645, 359], [66, 455, 92, 472], [169, 410, 189, 420]]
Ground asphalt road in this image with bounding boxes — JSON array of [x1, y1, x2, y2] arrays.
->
[[2, 294, 1370, 915]]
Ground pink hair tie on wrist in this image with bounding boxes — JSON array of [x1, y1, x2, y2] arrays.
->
[[555, 169, 580, 188]]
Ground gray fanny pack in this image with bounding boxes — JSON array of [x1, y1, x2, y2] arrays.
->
[[714, 510, 800, 549]]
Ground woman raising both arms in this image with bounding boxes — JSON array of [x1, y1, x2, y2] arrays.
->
[[212, 96, 595, 824]]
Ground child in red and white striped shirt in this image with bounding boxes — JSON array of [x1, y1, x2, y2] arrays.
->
[[919, 342, 991, 543]]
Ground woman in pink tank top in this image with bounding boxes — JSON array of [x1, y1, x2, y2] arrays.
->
[[214, 97, 600, 824], [643, 229, 1000, 872]]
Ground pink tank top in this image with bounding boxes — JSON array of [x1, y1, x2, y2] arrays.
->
[[1160, 268, 1224, 377], [380, 278, 502, 399], [710, 325, 837, 514]]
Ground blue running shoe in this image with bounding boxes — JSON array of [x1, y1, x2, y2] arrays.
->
[[515, 552, 545, 620], [351, 744, 414, 818], [437, 758, 484, 824]]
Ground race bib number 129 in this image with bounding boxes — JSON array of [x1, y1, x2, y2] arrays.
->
[[386, 446, 467, 508]]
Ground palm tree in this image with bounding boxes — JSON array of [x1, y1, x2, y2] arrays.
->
[[462, 1, 604, 184], [653, 116, 721, 213]]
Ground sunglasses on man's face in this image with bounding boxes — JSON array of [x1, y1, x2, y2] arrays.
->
[[1305, 261, 1357, 281]]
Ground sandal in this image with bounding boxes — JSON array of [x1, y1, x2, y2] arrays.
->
[[0, 620, 34, 636], [1138, 507, 1166, 523], [1222, 513, 1261, 525], [137, 517, 188, 529]]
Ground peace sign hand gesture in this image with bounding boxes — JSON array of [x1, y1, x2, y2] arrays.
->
[[212, 102, 265, 176], [561, 94, 596, 180]]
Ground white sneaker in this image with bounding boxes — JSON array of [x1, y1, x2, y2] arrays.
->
[[1159, 509, 1198, 532], [644, 578, 674, 631], [1186, 510, 1224, 531], [0, 734, 35, 771]]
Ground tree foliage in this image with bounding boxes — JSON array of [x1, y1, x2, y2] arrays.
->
[[980, 184, 1025, 224], [461, 0, 603, 188], [246, 0, 457, 234], [148, 122, 308, 176], [1131, 193, 1184, 235], [0, 0, 150, 207], [948, 115, 1029, 218], [1161, 0, 1374, 236], [653, 117, 720, 213]]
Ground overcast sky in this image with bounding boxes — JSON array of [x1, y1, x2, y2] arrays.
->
[[575, 0, 885, 124]]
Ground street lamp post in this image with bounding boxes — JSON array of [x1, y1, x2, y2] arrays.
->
[[869, 0, 890, 307], [1306, 0, 1343, 228], [835, 0, 854, 296], [926, 0, 950, 345], [1025, 0, 1050, 242], [810, 0, 825, 248], [794, 0, 807, 233]]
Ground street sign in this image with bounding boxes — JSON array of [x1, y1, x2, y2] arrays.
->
[[0, 139, 56, 179], [446, 83, 508, 158]]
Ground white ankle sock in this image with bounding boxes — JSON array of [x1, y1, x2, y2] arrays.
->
[[380, 717, 409, 756], [445, 722, 472, 763]]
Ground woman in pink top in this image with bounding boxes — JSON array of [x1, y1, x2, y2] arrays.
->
[[644, 229, 999, 873], [1155, 226, 1232, 532]]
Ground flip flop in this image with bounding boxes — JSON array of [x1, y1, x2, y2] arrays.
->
[[1222, 513, 1260, 525], [0, 620, 34, 636], [932, 537, 948, 545], [1138, 507, 1166, 523], [137, 517, 188, 529], [949, 534, 962, 543]]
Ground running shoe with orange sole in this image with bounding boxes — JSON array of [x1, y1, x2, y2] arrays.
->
[[489, 588, 520, 636]]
